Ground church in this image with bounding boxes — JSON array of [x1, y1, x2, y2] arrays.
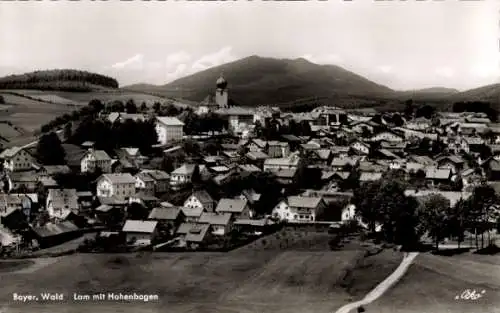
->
[[196, 74, 230, 115]]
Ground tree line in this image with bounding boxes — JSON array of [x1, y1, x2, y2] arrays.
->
[[353, 170, 500, 251], [0, 69, 119, 91], [452, 101, 498, 122]]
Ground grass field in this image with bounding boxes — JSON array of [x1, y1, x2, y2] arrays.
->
[[364, 253, 500, 313], [0, 230, 404, 313]]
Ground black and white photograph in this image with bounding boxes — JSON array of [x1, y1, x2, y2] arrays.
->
[[0, 0, 500, 312]]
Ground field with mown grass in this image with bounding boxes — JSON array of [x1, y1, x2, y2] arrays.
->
[[0, 230, 404, 313]]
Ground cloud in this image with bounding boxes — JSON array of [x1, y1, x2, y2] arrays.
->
[[301, 54, 343, 65], [191, 46, 237, 72], [165, 51, 192, 70], [434, 67, 455, 78], [377, 65, 392, 74], [111, 54, 144, 70]]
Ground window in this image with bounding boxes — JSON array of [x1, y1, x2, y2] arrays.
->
[[294, 214, 297, 219]]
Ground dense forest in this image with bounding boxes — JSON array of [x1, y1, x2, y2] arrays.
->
[[0, 69, 119, 91]]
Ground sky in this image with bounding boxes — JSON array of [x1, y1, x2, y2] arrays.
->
[[0, 0, 499, 91]]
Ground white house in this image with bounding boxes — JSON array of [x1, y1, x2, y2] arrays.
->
[[370, 131, 404, 143], [96, 173, 136, 198], [0, 147, 33, 172], [350, 141, 370, 155], [46, 188, 79, 221], [183, 190, 215, 212], [263, 153, 301, 172], [155, 116, 184, 145], [215, 198, 251, 219], [80, 149, 112, 173], [134, 172, 155, 196], [170, 164, 196, 189], [272, 196, 326, 223]]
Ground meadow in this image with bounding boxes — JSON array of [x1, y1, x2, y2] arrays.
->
[[364, 253, 500, 313], [0, 229, 404, 313]]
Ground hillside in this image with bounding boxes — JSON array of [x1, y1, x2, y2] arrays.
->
[[0, 69, 119, 92], [450, 83, 500, 103], [124, 55, 394, 107]]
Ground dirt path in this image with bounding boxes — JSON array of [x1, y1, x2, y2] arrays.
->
[[335, 252, 419, 313]]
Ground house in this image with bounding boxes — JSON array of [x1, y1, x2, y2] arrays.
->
[[198, 212, 233, 235], [114, 147, 146, 170], [1, 209, 29, 234], [31, 221, 81, 249], [0, 147, 33, 172], [263, 153, 301, 172], [140, 170, 170, 194], [239, 189, 261, 206], [148, 207, 185, 233], [0, 193, 35, 222], [270, 168, 299, 186], [170, 164, 196, 190], [330, 146, 350, 158], [128, 193, 160, 208], [215, 198, 251, 219], [436, 155, 466, 174], [183, 190, 215, 212], [246, 139, 268, 152], [359, 172, 383, 182], [460, 168, 483, 191], [350, 141, 370, 155], [245, 151, 269, 166], [80, 149, 112, 173], [425, 167, 452, 187], [38, 165, 71, 178], [96, 173, 136, 198], [217, 107, 255, 135], [46, 189, 79, 221], [155, 116, 184, 145], [266, 141, 290, 158], [272, 196, 326, 223], [176, 223, 212, 249], [135, 172, 155, 196], [181, 206, 205, 223], [6, 171, 38, 192], [406, 117, 431, 131], [370, 131, 404, 143], [109, 113, 148, 123], [331, 157, 358, 171], [233, 218, 270, 235], [122, 220, 158, 246]]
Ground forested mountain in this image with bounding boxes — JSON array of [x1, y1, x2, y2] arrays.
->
[[0, 69, 119, 91]]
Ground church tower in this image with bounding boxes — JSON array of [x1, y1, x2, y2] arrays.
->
[[215, 73, 228, 109]]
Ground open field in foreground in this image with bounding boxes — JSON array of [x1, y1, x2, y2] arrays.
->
[[0, 231, 404, 313], [364, 253, 500, 313]]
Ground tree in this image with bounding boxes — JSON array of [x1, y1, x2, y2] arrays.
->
[[153, 102, 161, 114], [63, 122, 72, 142], [0, 95, 4, 104], [140, 102, 148, 112], [162, 155, 175, 173], [88, 99, 104, 113], [36, 132, 66, 165], [468, 185, 497, 248], [110, 100, 125, 112], [448, 199, 468, 249], [125, 99, 138, 114], [420, 194, 450, 251]]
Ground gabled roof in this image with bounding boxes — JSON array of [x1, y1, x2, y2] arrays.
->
[[135, 172, 155, 183], [246, 151, 269, 160], [156, 116, 184, 126], [287, 196, 323, 209], [238, 164, 262, 173], [148, 207, 182, 221], [359, 172, 383, 182], [32, 221, 79, 238], [425, 167, 452, 180], [47, 189, 78, 210], [101, 173, 136, 184], [436, 155, 465, 165], [199, 212, 232, 226], [216, 198, 248, 213], [40, 165, 71, 175], [171, 164, 196, 175], [122, 220, 158, 233], [185, 224, 211, 243], [191, 190, 214, 204], [85, 149, 111, 161], [0, 146, 27, 159], [181, 206, 204, 218], [141, 169, 170, 181]]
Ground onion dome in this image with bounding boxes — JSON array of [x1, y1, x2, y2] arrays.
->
[[216, 74, 227, 89]]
